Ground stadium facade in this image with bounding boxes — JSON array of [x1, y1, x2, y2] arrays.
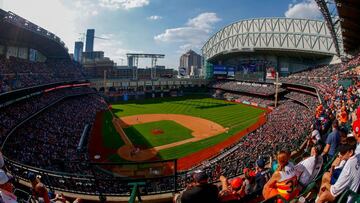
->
[[0, 9, 69, 60], [202, 18, 338, 80]]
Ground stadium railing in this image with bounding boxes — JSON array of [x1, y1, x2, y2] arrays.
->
[[4, 157, 181, 196], [128, 182, 145, 203]]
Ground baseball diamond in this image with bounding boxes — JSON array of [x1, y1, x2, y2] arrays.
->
[[88, 96, 266, 169]]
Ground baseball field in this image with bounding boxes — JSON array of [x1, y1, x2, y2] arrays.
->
[[89, 95, 267, 170]]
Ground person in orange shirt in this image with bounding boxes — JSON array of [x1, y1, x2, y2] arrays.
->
[[263, 150, 299, 202], [339, 110, 348, 125]]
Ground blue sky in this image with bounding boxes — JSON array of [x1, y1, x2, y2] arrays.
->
[[1, 0, 322, 68]]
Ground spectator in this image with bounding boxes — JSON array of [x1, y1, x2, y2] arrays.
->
[[321, 143, 356, 189], [28, 173, 51, 203], [218, 176, 243, 202], [322, 121, 340, 160], [305, 124, 322, 151], [253, 158, 271, 195], [339, 127, 349, 145], [242, 168, 254, 196], [0, 151, 4, 169], [316, 147, 360, 203], [181, 170, 219, 203], [0, 169, 14, 193], [352, 119, 360, 154], [295, 144, 323, 188], [263, 150, 299, 201]]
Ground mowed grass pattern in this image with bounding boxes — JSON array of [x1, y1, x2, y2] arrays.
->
[[123, 120, 194, 148], [112, 96, 264, 128], [108, 96, 265, 160], [102, 111, 125, 149]]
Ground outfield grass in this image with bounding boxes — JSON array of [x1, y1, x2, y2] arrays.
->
[[112, 96, 264, 128], [107, 96, 265, 160], [123, 120, 194, 148]]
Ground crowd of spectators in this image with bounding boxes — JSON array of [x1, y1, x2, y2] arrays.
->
[[0, 87, 95, 142], [285, 91, 319, 111], [173, 54, 360, 203], [280, 53, 360, 91], [197, 101, 312, 183], [212, 81, 285, 96], [0, 52, 359, 202], [223, 93, 274, 107], [0, 56, 85, 93], [3, 94, 107, 172]]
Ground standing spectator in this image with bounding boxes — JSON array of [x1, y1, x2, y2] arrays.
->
[[28, 173, 51, 203], [305, 125, 322, 151], [242, 168, 254, 196], [263, 150, 299, 202], [322, 121, 340, 160], [253, 158, 271, 195], [181, 170, 219, 203], [295, 144, 323, 188], [339, 127, 348, 145]]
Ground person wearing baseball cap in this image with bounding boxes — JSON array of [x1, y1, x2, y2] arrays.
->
[[181, 170, 219, 203], [253, 158, 271, 196], [219, 176, 244, 202], [352, 119, 360, 154]]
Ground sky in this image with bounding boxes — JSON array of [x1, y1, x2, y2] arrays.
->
[[0, 0, 323, 68]]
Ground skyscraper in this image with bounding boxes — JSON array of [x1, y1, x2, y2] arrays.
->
[[74, 41, 83, 62], [85, 29, 95, 52], [179, 50, 202, 76]]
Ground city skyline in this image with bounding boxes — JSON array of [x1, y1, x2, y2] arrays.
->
[[1, 0, 322, 68]]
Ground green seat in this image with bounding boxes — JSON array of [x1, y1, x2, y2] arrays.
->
[[300, 181, 317, 197], [260, 195, 289, 203], [337, 189, 360, 203], [321, 152, 338, 174]]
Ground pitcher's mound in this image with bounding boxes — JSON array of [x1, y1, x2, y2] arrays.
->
[[151, 128, 164, 135]]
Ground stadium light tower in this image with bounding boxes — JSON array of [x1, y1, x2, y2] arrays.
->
[[126, 53, 165, 80]]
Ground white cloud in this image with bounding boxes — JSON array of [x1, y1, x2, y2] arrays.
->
[[186, 12, 220, 31], [147, 15, 162, 21], [154, 12, 220, 51], [99, 0, 149, 10], [285, 0, 322, 19]]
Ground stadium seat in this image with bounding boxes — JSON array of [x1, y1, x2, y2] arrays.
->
[[13, 189, 32, 203], [337, 189, 360, 203], [260, 195, 289, 203], [319, 152, 338, 175]]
